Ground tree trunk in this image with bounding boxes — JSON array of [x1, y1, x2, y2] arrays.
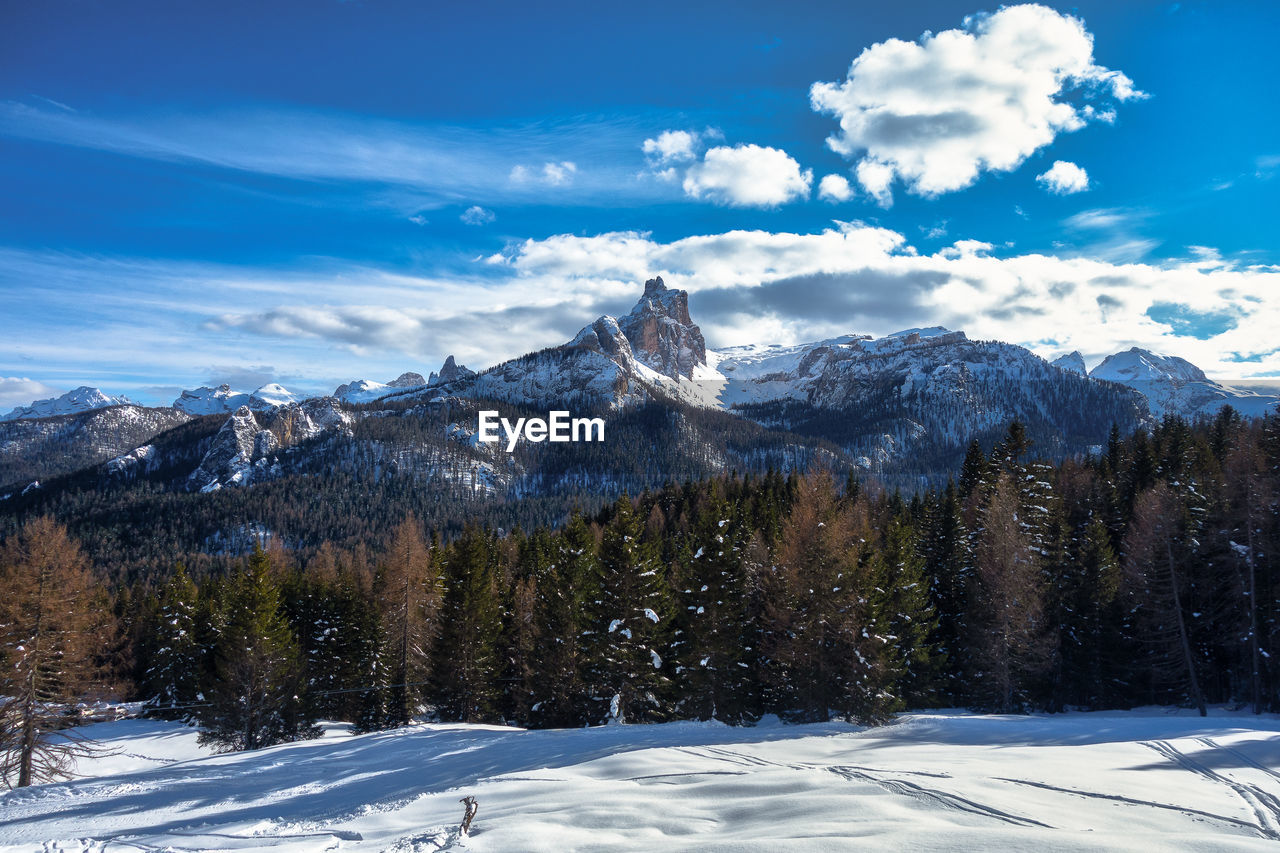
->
[[1165, 538, 1206, 717]]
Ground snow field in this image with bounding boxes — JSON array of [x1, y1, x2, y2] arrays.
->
[[4, 709, 1280, 851]]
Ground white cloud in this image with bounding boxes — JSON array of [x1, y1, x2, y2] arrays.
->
[[490, 224, 1280, 379], [817, 174, 854, 202], [0, 377, 62, 411], [542, 161, 577, 185], [682, 144, 813, 207], [642, 130, 700, 165], [509, 161, 578, 187], [460, 205, 495, 225], [0, 101, 658, 209], [1037, 160, 1090, 194], [810, 4, 1144, 200]]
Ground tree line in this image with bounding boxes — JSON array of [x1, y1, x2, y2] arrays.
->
[[3, 409, 1278, 785]]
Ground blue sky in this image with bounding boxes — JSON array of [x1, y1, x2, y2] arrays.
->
[[2, 0, 1278, 407]]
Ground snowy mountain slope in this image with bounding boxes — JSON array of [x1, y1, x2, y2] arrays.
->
[[714, 328, 1147, 471], [173, 384, 252, 415], [5, 710, 1280, 851], [1091, 347, 1280, 419], [0, 403, 190, 489], [248, 383, 299, 411], [186, 398, 355, 492], [335, 371, 435, 404], [1051, 351, 1087, 375], [1, 386, 134, 421]]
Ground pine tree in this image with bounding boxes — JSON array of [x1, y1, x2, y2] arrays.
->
[[433, 526, 502, 723], [143, 564, 201, 719], [0, 517, 112, 787], [529, 515, 595, 727], [867, 516, 946, 708], [670, 485, 757, 724], [197, 546, 316, 752], [1122, 483, 1208, 716], [581, 496, 670, 724]]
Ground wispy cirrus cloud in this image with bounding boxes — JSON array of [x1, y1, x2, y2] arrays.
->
[[0, 100, 662, 208]]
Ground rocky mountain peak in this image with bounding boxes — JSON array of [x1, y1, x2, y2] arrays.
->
[[618, 276, 707, 380], [429, 356, 476, 386], [1050, 351, 1087, 376], [571, 316, 635, 362], [388, 372, 426, 388]]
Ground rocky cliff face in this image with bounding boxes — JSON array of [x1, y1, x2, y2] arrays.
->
[[428, 356, 476, 386], [618, 276, 708, 380]]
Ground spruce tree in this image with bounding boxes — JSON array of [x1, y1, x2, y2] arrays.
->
[[581, 496, 670, 724], [197, 546, 316, 752], [143, 564, 201, 719], [432, 526, 502, 723]]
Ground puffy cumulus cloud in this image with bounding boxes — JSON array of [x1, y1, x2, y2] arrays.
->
[[489, 224, 1280, 378], [460, 205, 496, 225], [0, 376, 63, 411], [682, 144, 813, 207], [509, 161, 577, 187], [817, 173, 854, 202], [810, 4, 1144, 203], [642, 130, 701, 165], [1037, 160, 1090, 194]]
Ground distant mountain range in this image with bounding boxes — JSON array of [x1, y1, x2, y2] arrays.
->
[[2, 277, 1277, 563]]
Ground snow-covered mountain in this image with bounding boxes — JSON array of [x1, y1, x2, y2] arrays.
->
[[4, 276, 1274, 499], [173, 384, 251, 416], [335, 368, 435, 402], [1051, 351, 1087, 375], [248, 383, 299, 411], [1, 386, 134, 421], [186, 398, 353, 492], [1090, 347, 1280, 419], [709, 327, 1147, 469], [0, 403, 190, 488]]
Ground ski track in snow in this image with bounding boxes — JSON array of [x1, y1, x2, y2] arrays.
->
[[1141, 738, 1280, 839], [6, 711, 1280, 851]]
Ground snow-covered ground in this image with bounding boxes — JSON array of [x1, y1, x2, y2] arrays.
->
[[5, 709, 1280, 851]]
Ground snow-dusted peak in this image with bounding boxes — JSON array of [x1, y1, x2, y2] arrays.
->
[[428, 356, 476, 386], [173, 384, 251, 416], [333, 378, 390, 404], [1091, 348, 1207, 384], [1, 386, 133, 421], [388, 372, 426, 388], [1051, 351, 1087, 376], [618, 276, 707, 379], [248, 383, 298, 411], [886, 327, 953, 340], [571, 315, 635, 362]]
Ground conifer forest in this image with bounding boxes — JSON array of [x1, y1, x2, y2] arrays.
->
[[5, 410, 1279, 765]]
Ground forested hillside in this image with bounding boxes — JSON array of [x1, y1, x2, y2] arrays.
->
[[5, 409, 1274, 762]]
